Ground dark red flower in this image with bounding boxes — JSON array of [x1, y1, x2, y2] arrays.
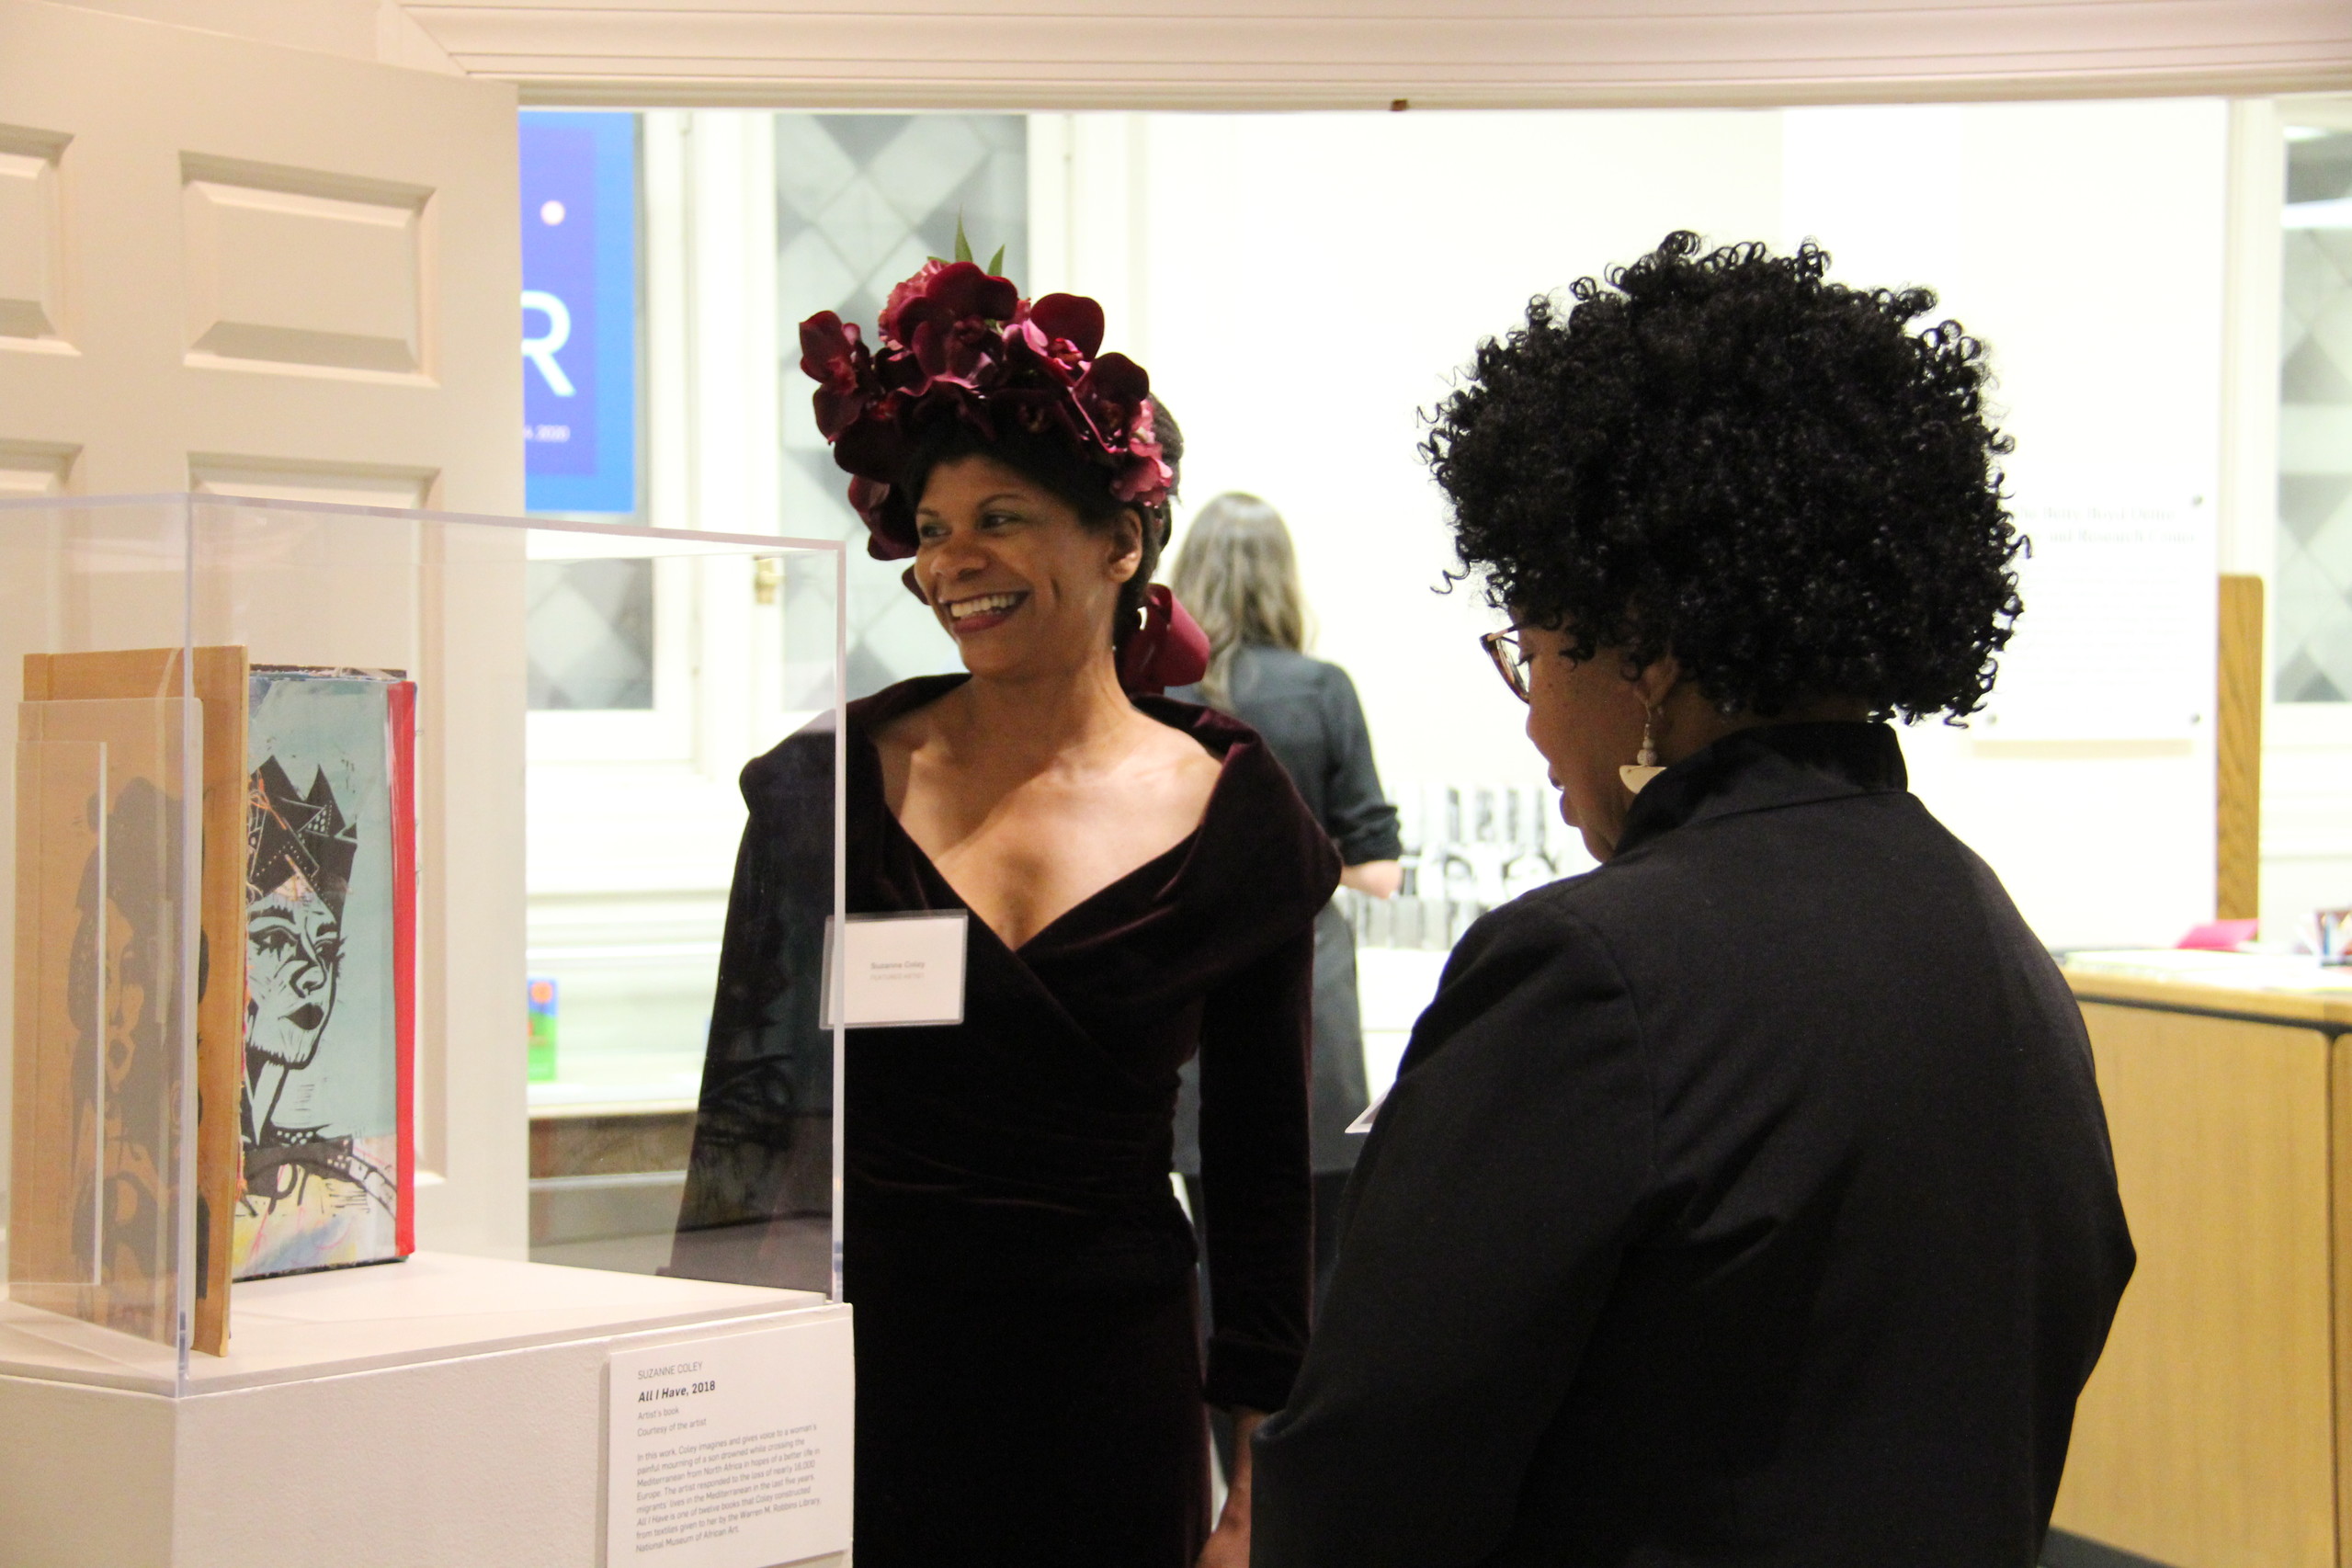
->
[[805, 261, 1171, 556], [874, 348, 928, 394], [1073, 353, 1165, 499], [1022, 293, 1106, 358], [878, 261, 948, 346], [906, 310, 1005, 389], [1004, 324, 1085, 391], [1074, 352, 1150, 430], [1110, 398, 1174, 504], [834, 413, 911, 487], [848, 476, 915, 560], [880, 260, 1018, 347], [798, 312, 873, 439]]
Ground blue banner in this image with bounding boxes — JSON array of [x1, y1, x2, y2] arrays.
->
[[521, 111, 637, 515]]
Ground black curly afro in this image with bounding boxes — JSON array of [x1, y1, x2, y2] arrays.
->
[[1425, 232, 2023, 722]]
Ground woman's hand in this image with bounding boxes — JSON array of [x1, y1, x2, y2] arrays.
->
[[1340, 859, 1403, 899], [1197, 1409, 1267, 1568]]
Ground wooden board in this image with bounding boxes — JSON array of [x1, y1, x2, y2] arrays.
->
[[2064, 969, 2352, 1033], [2216, 574, 2263, 922], [25, 647, 248, 1355], [2336, 1035, 2352, 1568], [2052, 1001, 2337, 1566]]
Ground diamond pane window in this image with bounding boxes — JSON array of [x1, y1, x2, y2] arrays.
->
[[776, 114, 1028, 699], [528, 556, 653, 710], [2278, 127, 2352, 702]]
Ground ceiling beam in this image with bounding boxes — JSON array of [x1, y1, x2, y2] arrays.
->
[[397, 1, 2352, 110]]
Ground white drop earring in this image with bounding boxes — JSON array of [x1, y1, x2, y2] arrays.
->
[[1619, 709, 1665, 794]]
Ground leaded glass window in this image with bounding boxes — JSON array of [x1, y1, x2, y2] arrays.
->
[[776, 114, 1029, 699], [527, 556, 653, 710], [2278, 127, 2352, 702]]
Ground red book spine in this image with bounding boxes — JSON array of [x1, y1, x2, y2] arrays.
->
[[390, 680, 418, 1256]]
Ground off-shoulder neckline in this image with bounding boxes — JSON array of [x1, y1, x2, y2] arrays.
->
[[846, 676, 1247, 956]]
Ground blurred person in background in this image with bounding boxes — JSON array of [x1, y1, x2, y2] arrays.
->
[[1169, 492, 1404, 1311], [1251, 233, 2134, 1567]]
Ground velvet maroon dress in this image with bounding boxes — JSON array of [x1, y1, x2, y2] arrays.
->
[[676, 675, 1336, 1568]]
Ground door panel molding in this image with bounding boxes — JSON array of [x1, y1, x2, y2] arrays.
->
[[180, 154, 436, 381], [0, 0, 528, 1265], [0, 123, 72, 348]]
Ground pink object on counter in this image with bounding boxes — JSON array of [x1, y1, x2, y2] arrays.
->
[[2176, 919, 2258, 950]]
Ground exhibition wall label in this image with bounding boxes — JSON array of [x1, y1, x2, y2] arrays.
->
[[607, 1314, 855, 1567], [522, 110, 638, 516], [1978, 476, 2217, 743]]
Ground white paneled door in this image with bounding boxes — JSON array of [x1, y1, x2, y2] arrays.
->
[[0, 0, 531, 1264], [0, 0, 518, 506]]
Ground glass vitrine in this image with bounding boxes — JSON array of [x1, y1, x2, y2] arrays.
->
[[0, 494, 846, 1395]]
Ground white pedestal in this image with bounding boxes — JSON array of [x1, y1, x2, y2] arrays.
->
[[0, 1252, 850, 1568]]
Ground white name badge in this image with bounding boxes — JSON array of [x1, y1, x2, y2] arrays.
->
[[823, 910, 969, 1028], [1346, 1088, 1387, 1135]]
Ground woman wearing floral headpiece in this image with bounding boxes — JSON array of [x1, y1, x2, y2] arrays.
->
[[681, 257, 1335, 1568]]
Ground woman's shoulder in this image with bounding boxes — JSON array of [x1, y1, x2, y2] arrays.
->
[[1180, 714, 1342, 915], [1135, 687, 1256, 756], [737, 676, 961, 807], [848, 673, 970, 739], [1132, 702, 1227, 779], [752, 676, 963, 775], [738, 715, 834, 810], [1139, 692, 1310, 818], [1135, 696, 1320, 826], [1230, 643, 1332, 693]]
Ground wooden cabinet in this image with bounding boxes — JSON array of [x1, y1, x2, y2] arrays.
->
[[2053, 970, 2352, 1568]]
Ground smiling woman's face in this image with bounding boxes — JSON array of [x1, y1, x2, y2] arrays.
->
[[913, 453, 1140, 680]]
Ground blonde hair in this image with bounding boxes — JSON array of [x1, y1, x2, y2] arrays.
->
[[1169, 492, 1308, 712]]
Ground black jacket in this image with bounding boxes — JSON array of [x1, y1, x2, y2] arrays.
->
[[1252, 722, 2134, 1567]]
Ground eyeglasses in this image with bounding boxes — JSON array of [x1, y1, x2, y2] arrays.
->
[[1482, 628, 1535, 703]]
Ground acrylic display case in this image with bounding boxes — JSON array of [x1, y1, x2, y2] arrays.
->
[[0, 495, 853, 1568]]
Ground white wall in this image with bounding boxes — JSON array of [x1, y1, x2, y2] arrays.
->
[[1129, 108, 1786, 797], [1780, 99, 2230, 949], [1042, 99, 2238, 950]]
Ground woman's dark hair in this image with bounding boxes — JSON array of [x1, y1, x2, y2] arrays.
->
[[903, 398, 1185, 649], [1424, 232, 2022, 722]]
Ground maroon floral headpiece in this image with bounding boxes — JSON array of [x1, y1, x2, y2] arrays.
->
[[797, 260, 1174, 562], [798, 256, 1205, 696]]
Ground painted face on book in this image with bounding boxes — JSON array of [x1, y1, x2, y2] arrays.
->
[[245, 875, 343, 1072], [1517, 624, 1651, 863], [913, 454, 1142, 682]]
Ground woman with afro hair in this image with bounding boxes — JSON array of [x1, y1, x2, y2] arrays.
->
[[1251, 233, 2135, 1566]]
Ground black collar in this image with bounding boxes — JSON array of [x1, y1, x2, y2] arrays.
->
[[1613, 722, 1909, 858]]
